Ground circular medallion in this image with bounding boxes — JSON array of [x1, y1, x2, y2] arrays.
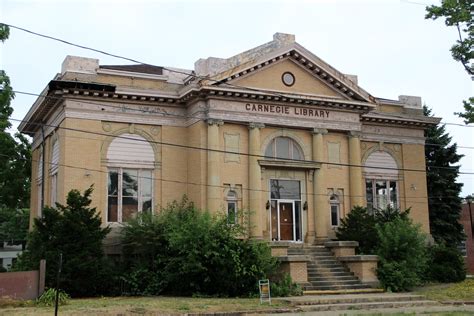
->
[[282, 72, 295, 86], [102, 122, 112, 132]]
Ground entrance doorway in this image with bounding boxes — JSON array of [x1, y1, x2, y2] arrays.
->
[[270, 179, 302, 241]]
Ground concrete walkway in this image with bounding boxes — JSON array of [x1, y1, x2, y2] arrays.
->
[[269, 305, 474, 315], [265, 292, 474, 315]]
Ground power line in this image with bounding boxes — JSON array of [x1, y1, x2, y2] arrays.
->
[[6, 21, 474, 126], [7, 89, 474, 150], [8, 117, 474, 175], [4, 152, 465, 204]]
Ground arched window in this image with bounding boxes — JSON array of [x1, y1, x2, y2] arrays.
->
[[50, 138, 59, 205], [364, 151, 398, 212], [106, 134, 154, 223], [265, 137, 303, 160], [37, 146, 43, 217], [329, 194, 340, 227], [226, 190, 238, 224]]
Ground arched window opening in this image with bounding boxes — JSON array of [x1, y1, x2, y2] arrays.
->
[[226, 190, 238, 224], [50, 139, 59, 205], [265, 137, 303, 160], [329, 194, 340, 227], [106, 134, 154, 223], [364, 151, 398, 212]]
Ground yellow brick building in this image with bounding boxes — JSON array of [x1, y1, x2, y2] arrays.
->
[[20, 33, 438, 248]]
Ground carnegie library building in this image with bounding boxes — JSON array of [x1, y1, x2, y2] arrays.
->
[[20, 33, 438, 276]]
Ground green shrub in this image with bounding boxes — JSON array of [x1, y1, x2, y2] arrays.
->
[[36, 288, 70, 307], [336, 206, 410, 254], [121, 197, 278, 296], [270, 274, 302, 297], [336, 206, 377, 254], [15, 186, 116, 297], [376, 217, 428, 292], [427, 244, 466, 283]]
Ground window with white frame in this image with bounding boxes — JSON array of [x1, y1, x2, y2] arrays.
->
[[50, 138, 59, 206], [365, 180, 398, 211], [106, 133, 155, 223], [364, 150, 399, 212], [107, 169, 152, 222], [226, 190, 238, 224], [264, 137, 303, 160], [330, 194, 340, 227]]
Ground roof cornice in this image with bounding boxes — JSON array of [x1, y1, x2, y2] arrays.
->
[[361, 112, 440, 128], [201, 45, 376, 104]]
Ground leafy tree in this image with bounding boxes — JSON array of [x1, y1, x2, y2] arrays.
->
[[376, 217, 428, 292], [425, 1, 473, 123], [121, 197, 278, 296], [427, 243, 466, 283], [15, 187, 113, 297], [0, 23, 31, 209], [0, 208, 29, 249], [336, 206, 410, 254], [424, 106, 465, 247]]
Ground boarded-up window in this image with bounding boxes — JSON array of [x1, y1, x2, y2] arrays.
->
[[106, 134, 154, 223], [107, 133, 154, 168], [51, 139, 59, 175], [364, 151, 398, 179]]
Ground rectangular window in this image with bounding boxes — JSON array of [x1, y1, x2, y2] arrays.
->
[[331, 204, 339, 226], [107, 168, 153, 223], [366, 180, 374, 212], [50, 174, 58, 206], [270, 180, 301, 200], [365, 179, 398, 211], [227, 201, 237, 224], [37, 183, 42, 217]]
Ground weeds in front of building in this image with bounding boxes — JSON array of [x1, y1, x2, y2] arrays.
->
[[13, 187, 301, 298], [336, 206, 466, 292], [120, 196, 279, 297]]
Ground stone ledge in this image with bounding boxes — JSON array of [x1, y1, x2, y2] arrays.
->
[[339, 255, 379, 262], [325, 241, 359, 248], [277, 255, 311, 262]]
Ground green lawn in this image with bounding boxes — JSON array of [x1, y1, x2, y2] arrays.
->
[[414, 279, 474, 302], [0, 296, 291, 315], [2, 281, 474, 316]]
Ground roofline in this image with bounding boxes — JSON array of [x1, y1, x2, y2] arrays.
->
[[18, 84, 50, 134]]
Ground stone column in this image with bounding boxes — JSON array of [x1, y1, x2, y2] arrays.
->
[[248, 122, 264, 239], [312, 128, 328, 243], [349, 131, 364, 208], [207, 119, 223, 213]]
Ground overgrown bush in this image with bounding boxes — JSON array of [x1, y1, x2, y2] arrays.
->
[[270, 274, 302, 297], [336, 206, 410, 254], [121, 197, 278, 297], [427, 244, 466, 283], [36, 288, 70, 307], [376, 217, 428, 292], [336, 206, 377, 254], [15, 187, 117, 297]]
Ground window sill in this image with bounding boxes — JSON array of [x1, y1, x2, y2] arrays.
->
[[258, 159, 321, 170]]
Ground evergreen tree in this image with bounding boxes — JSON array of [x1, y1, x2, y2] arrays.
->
[[424, 105, 464, 247], [16, 187, 113, 297]]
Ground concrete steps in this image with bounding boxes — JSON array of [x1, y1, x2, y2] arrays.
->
[[287, 245, 376, 292], [277, 293, 440, 312]]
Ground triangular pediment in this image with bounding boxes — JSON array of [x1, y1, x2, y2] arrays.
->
[[200, 43, 375, 104], [230, 58, 346, 99]]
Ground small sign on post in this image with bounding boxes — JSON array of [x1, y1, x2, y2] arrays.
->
[[259, 279, 271, 305]]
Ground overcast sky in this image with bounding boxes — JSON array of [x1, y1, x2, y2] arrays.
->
[[1, 0, 473, 196]]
